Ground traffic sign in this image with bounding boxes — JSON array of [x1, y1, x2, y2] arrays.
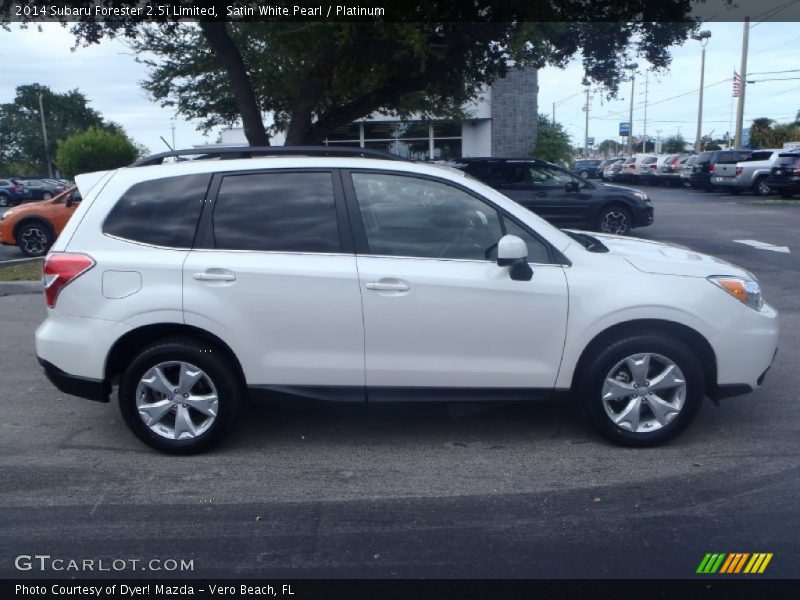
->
[[587, 137, 595, 146], [619, 122, 630, 136]]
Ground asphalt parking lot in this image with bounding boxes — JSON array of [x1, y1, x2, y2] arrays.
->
[[1, 184, 799, 579]]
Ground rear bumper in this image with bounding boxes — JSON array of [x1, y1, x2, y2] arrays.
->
[[37, 356, 110, 403]]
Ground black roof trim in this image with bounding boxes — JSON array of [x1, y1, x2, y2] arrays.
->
[[130, 145, 407, 167]]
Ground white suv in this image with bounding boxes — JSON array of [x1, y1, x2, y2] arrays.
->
[[35, 147, 779, 453]]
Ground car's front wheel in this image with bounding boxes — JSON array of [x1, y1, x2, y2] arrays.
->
[[0, 193, 9, 207], [119, 338, 244, 454], [596, 205, 632, 235], [579, 170, 590, 178], [577, 333, 704, 446], [17, 222, 53, 257]]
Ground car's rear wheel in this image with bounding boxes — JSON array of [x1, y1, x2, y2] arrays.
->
[[17, 222, 53, 257], [577, 333, 704, 446], [753, 177, 772, 197], [597, 205, 632, 235], [42, 192, 53, 200], [119, 338, 244, 454], [0, 193, 9, 207], [579, 170, 590, 178]]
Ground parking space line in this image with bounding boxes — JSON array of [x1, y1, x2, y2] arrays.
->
[[733, 239, 791, 253]]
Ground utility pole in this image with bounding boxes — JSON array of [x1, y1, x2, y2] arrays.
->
[[552, 102, 555, 125], [625, 64, 638, 156], [171, 119, 176, 150], [642, 72, 649, 153], [583, 84, 590, 156], [734, 18, 750, 148], [692, 30, 712, 153], [33, 84, 53, 178]]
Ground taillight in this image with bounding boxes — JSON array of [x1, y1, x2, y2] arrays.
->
[[42, 253, 95, 308], [794, 164, 800, 175], [709, 164, 716, 174], [650, 164, 657, 169], [736, 167, 743, 176]]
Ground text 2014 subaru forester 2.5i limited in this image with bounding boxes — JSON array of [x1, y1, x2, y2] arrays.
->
[[35, 147, 778, 454]]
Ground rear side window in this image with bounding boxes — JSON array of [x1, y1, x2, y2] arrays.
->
[[212, 171, 340, 253], [103, 174, 210, 248]]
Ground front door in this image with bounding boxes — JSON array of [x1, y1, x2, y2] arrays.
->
[[344, 170, 569, 396], [528, 164, 593, 226]]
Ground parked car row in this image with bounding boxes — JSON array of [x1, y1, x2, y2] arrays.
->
[[0, 186, 81, 256], [596, 149, 800, 197], [0, 177, 70, 207]]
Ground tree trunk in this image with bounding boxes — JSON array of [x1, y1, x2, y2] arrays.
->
[[198, 22, 269, 147]]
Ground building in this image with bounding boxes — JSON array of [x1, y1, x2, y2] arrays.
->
[[216, 66, 539, 159]]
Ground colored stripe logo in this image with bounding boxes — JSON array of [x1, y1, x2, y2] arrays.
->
[[697, 553, 773, 574]]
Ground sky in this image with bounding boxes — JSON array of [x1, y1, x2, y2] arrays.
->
[[1, 20, 799, 155]]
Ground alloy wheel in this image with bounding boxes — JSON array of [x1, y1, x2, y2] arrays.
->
[[0, 195, 8, 207], [20, 227, 49, 256], [756, 180, 771, 196], [135, 361, 219, 440], [599, 210, 629, 235], [601, 353, 686, 433]]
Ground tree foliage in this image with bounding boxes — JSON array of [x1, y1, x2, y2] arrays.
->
[[533, 115, 573, 165], [662, 134, 687, 154], [748, 117, 800, 149], [3, 1, 703, 146], [55, 127, 139, 179], [598, 139, 623, 156], [0, 84, 109, 175]]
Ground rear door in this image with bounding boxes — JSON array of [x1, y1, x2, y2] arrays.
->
[[184, 169, 365, 393]]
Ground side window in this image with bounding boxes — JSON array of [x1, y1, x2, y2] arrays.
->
[[103, 173, 210, 248], [212, 171, 340, 253], [501, 218, 552, 264], [529, 165, 575, 187], [351, 172, 504, 261], [492, 164, 531, 186]]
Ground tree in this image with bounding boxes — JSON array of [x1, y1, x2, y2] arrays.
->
[[56, 127, 139, 179], [662, 134, 686, 154], [0, 84, 108, 175], [533, 115, 572, 165], [748, 118, 777, 148], [4, 2, 702, 146], [598, 139, 623, 156]]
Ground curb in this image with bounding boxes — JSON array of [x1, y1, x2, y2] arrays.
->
[[0, 281, 42, 297]]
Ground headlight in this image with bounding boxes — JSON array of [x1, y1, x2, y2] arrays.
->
[[0, 211, 7, 221], [633, 192, 650, 204], [708, 275, 764, 311]]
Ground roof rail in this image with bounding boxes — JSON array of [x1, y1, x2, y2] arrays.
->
[[130, 145, 407, 167]]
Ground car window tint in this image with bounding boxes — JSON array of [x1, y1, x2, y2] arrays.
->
[[212, 172, 340, 253], [529, 165, 575, 187], [490, 164, 530, 186], [103, 173, 210, 248], [351, 172, 505, 261]]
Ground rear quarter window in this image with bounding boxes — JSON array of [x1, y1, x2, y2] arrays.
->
[[103, 173, 211, 248]]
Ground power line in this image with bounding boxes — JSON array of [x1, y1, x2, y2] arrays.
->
[[749, 68, 800, 75]]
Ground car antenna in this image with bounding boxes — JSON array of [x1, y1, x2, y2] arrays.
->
[[160, 136, 174, 151]]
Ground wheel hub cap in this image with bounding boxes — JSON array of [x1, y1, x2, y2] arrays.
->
[[601, 353, 686, 433]]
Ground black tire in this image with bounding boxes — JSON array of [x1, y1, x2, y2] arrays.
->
[[753, 177, 772, 197], [17, 222, 54, 257], [576, 333, 705, 447], [42, 192, 53, 200], [118, 337, 244, 454], [579, 170, 590, 179], [778, 190, 794, 199], [596, 205, 632, 235], [0, 193, 9, 207]]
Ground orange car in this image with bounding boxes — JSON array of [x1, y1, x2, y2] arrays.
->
[[0, 186, 81, 257]]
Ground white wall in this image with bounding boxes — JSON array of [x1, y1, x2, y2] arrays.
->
[[461, 120, 492, 157]]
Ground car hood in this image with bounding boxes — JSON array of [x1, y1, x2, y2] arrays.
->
[[596, 182, 639, 195], [1, 198, 52, 218], [586, 232, 750, 278]]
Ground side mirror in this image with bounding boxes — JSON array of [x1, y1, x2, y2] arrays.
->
[[497, 234, 533, 281], [565, 180, 580, 192]]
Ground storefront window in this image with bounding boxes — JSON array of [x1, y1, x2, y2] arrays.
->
[[326, 120, 463, 159]]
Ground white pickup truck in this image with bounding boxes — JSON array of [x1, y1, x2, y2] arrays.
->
[[715, 149, 797, 196]]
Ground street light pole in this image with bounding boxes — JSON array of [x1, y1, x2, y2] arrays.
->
[[583, 83, 590, 156], [692, 30, 711, 154], [33, 84, 53, 178], [734, 18, 750, 148], [642, 71, 649, 153]]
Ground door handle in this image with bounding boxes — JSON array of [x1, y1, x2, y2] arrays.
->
[[366, 281, 410, 292], [193, 272, 236, 282]]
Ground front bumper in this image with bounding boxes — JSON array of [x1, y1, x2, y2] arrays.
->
[[38, 356, 110, 402]]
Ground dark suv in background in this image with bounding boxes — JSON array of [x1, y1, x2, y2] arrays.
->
[[690, 150, 752, 191], [572, 159, 602, 179], [767, 152, 800, 198], [452, 158, 653, 235]]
